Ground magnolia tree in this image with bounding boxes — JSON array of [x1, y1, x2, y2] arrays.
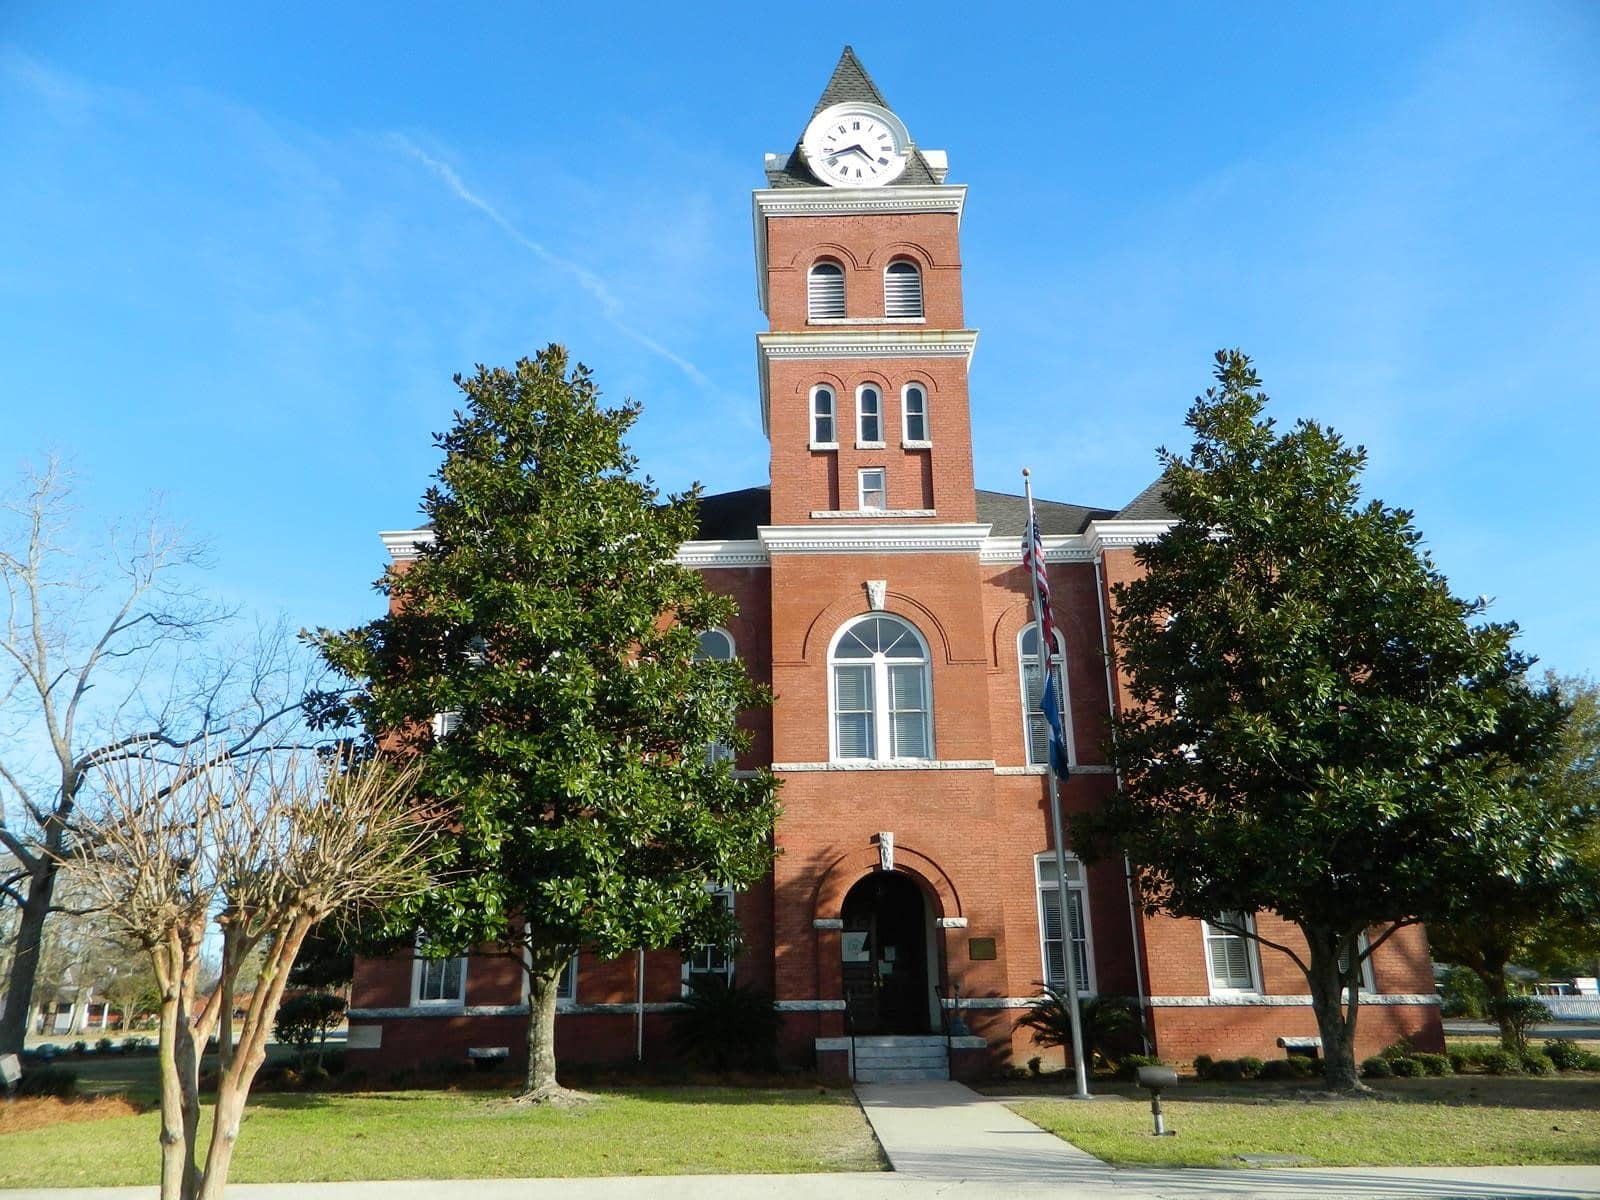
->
[[71, 750, 432, 1200], [1075, 350, 1560, 1092], [313, 346, 781, 1103]]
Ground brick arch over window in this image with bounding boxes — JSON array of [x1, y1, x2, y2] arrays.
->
[[797, 594, 956, 665], [811, 842, 963, 924], [782, 243, 864, 271], [989, 598, 1036, 667], [864, 242, 936, 270]]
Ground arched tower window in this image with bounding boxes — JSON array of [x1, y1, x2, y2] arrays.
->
[[856, 384, 882, 445], [1019, 623, 1071, 767], [902, 383, 929, 444], [830, 614, 932, 761], [810, 385, 837, 446], [808, 260, 845, 320], [884, 259, 923, 318]]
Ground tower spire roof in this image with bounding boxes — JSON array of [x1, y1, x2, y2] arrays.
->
[[766, 46, 941, 189], [810, 45, 891, 116]]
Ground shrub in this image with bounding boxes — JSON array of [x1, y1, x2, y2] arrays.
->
[[122, 1035, 151, 1052], [1483, 1049, 1522, 1075], [1257, 1058, 1298, 1080], [1521, 1051, 1556, 1076], [70, 1040, 87, 1055], [95, 1037, 115, 1054], [274, 992, 348, 1068], [1389, 1056, 1424, 1077], [1379, 1036, 1416, 1061], [670, 976, 780, 1072], [1114, 1053, 1166, 1082], [16, 1066, 78, 1098], [1192, 1054, 1215, 1080], [1210, 1058, 1245, 1081], [1448, 1051, 1468, 1074], [1440, 966, 1488, 1019], [1287, 1054, 1319, 1078], [1544, 1039, 1586, 1071], [1412, 1052, 1452, 1076], [1360, 1056, 1393, 1079], [1579, 1052, 1600, 1072], [1237, 1056, 1264, 1080], [1019, 988, 1145, 1071], [1489, 995, 1552, 1054]]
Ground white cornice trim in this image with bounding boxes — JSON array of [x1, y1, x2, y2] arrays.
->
[[1084, 519, 1177, 558], [758, 523, 990, 556], [752, 184, 968, 318], [1147, 993, 1441, 1008], [379, 529, 434, 563], [756, 329, 978, 434], [674, 540, 769, 568], [978, 534, 1093, 564]]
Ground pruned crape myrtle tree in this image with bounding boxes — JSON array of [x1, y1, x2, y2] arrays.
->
[[0, 460, 319, 1055], [1073, 350, 1559, 1092], [1428, 672, 1600, 1047], [72, 750, 431, 1200], [313, 346, 781, 1104]]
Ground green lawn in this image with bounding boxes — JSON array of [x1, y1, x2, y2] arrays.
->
[[0, 1088, 886, 1187], [1012, 1082, 1600, 1168]]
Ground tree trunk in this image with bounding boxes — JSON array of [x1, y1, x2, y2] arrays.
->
[[519, 933, 585, 1104], [1304, 928, 1364, 1092], [0, 864, 56, 1055], [1475, 956, 1517, 1048]]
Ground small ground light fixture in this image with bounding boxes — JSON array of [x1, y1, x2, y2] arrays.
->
[[1135, 1064, 1178, 1136]]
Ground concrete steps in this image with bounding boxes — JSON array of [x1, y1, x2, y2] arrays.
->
[[852, 1035, 950, 1082]]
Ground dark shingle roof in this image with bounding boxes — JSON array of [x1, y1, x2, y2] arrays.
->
[[976, 490, 1115, 537], [695, 486, 770, 540], [1115, 477, 1176, 520], [764, 47, 943, 190]]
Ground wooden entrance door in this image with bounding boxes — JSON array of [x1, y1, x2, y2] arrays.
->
[[840, 871, 930, 1035]]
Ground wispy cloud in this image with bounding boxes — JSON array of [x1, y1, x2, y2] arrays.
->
[[389, 133, 712, 388]]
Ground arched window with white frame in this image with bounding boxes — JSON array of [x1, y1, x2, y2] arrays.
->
[[856, 384, 883, 445], [884, 259, 923, 318], [810, 385, 837, 447], [1019, 623, 1072, 768], [1035, 853, 1094, 995], [808, 260, 845, 320], [694, 628, 736, 764], [830, 614, 932, 762], [902, 383, 929, 444]]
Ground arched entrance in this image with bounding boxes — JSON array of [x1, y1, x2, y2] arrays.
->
[[840, 872, 935, 1035]]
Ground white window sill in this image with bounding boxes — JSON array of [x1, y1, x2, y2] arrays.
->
[[810, 442, 839, 452], [808, 317, 927, 326], [411, 999, 466, 1009], [902, 440, 933, 450], [809, 508, 937, 518], [856, 441, 886, 450]]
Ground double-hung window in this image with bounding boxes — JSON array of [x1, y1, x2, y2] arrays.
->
[[1019, 623, 1070, 767], [1035, 853, 1093, 995], [858, 468, 887, 512], [412, 950, 467, 1006], [857, 385, 883, 445], [830, 615, 932, 761], [811, 385, 837, 447], [1203, 913, 1260, 993], [683, 886, 736, 990], [808, 261, 845, 320]]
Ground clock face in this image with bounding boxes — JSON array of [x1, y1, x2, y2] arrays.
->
[[802, 102, 911, 188]]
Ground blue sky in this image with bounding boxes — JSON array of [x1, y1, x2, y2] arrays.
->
[[3, 2, 1597, 676]]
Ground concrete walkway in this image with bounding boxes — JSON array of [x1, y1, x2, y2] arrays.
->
[[10, 1080, 1600, 1199]]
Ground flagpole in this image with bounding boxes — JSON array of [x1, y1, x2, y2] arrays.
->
[[1023, 467, 1092, 1100]]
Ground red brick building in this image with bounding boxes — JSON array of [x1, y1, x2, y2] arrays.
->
[[347, 48, 1443, 1081]]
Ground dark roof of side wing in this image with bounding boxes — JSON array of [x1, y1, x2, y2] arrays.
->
[[1114, 477, 1176, 520]]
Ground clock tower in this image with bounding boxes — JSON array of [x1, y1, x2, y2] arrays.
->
[[754, 46, 978, 526]]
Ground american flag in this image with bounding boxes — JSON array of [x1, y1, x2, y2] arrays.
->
[[1023, 503, 1071, 779]]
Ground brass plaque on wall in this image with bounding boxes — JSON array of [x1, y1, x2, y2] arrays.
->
[[968, 937, 997, 961]]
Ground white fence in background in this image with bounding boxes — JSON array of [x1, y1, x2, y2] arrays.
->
[[1542, 997, 1600, 1020]]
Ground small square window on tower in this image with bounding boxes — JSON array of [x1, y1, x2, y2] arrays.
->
[[858, 468, 887, 512]]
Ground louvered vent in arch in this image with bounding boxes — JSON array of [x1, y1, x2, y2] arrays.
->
[[807, 261, 845, 319], [884, 260, 923, 318]]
